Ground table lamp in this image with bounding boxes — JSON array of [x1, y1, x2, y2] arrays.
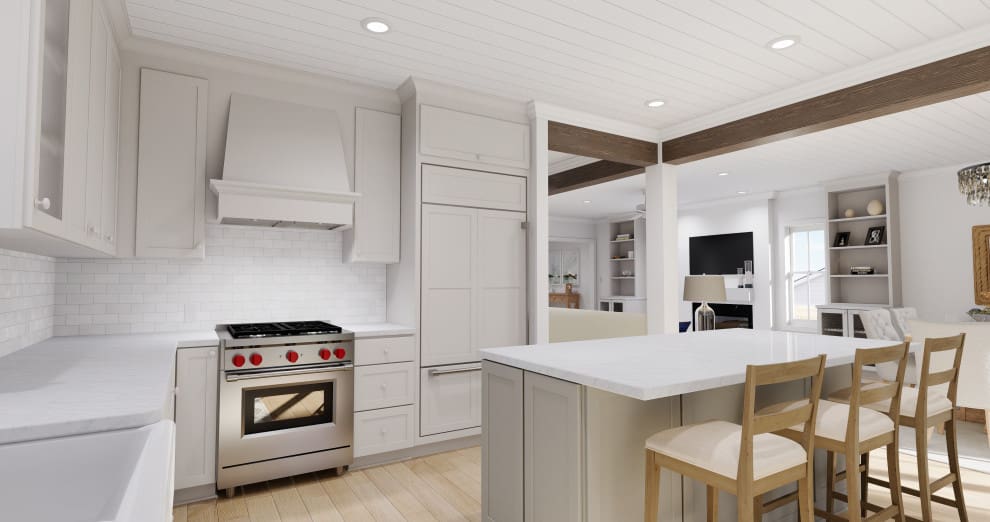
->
[[683, 275, 726, 331]]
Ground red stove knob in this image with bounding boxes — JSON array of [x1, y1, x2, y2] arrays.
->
[[319, 348, 331, 360], [249, 353, 263, 366], [286, 350, 299, 363], [232, 354, 245, 367], [333, 348, 347, 360]]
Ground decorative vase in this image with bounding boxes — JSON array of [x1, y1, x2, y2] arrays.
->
[[844, 209, 855, 218], [866, 200, 884, 216]]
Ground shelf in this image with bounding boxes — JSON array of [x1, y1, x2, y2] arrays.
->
[[828, 214, 887, 223], [830, 245, 887, 251], [610, 258, 635, 262], [830, 274, 888, 278], [611, 276, 636, 280], [610, 239, 635, 244]]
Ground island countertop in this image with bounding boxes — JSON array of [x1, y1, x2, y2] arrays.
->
[[480, 329, 906, 401]]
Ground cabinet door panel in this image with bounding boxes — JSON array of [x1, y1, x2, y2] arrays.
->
[[524, 372, 584, 522], [174, 346, 219, 490], [345, 108, 400, 263], [99, 24, 120, 251], [477, 210, 527, 351], [421, 204, 476, 366], [420, 364, 482, 436], [354, 362, 416, 412], [421, 164, 527, 212], [482, 362, 524, 522], [419, 105, 530, 170], [354, 405, 415, 458], [136, 69, 207, 258], [83, 5, 108, 245]]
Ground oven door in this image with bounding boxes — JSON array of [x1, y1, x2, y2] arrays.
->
[[218, 364, 353, 469]]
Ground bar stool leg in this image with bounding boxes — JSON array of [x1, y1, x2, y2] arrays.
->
[[860, 453, 870, 517], [798, 466, 814, 522], [945, 418, 969, 521], [886, 440, 906, 522], [737, 492, 754, 522], [825, 451, 836, 516], [644, 450, 660, 522], [915, 422, 934, 522], [846, 450, 863, 522], [707, 486, 719, 522]]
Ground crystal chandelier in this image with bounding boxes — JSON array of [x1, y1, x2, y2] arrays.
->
[[958, 163, 990, 206]]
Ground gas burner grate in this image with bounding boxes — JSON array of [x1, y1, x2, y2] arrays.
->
[[226, 321, 343, 339]]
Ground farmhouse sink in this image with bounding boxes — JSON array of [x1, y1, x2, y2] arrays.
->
[[0, 420, 175, 522]]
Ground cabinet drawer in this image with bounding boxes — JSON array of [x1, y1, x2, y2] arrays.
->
[[422, 165, 527, 212], [420, 363, 482, 436], [419, 105, 530, 170], [354, 362, 416, 412], [353, 405, 415, 458], [354, 335, 415, 366]]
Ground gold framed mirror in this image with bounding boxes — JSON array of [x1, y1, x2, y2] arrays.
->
[[975, 225, 990, 305]]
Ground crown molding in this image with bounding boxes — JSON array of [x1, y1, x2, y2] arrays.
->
[[680, 191, 778, 211], [529, 101, 663, 143], [549, 216, 598, 225]]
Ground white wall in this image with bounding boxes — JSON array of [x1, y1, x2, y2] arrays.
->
[[678, 198, 773, 329], [771, 189, 827, 331], [53, 224, 386, 336], [115, 43, 400, 257], [0, 249, 55, 357], [899, 164, 988, 321], [549, 218, 596, 239]]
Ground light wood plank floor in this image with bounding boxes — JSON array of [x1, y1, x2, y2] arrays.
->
[[174, 445, 989, 521]]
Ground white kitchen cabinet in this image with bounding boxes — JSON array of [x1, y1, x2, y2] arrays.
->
[[354, 362, 416, 412], [354, 335, 415, 366], [524, 372, 585, 522], [344, 108, 400, 264], [0, 0, 120, 257], [135, 68, 208, 258], [174, 345, 218, 492], [419, 105, 530, 171], [420, 363, 483, 436], [354, 405, 415, 458], [598, 298, 646, 314], [482, 361, 524, 522], [422, 164, 527, 212], [421, 203, 527, 366]]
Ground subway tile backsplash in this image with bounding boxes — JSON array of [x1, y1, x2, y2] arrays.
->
[[53, 225, 387, 336], [0, 249, 56, 357]]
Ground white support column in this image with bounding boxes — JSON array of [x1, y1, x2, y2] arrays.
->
[[645, 160, 679, 334], [529, 114, 550, 344]]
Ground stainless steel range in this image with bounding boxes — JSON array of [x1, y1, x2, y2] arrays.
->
[[216, 321, 354, 496]]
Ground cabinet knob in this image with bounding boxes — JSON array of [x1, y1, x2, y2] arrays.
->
[[209, 350, 217, 357], [104, 234, 113, 242], [380, 383, 387, 391], [87, 225, 97, 235], [35, 197, 51, 210], [380, 427, 388, 436]]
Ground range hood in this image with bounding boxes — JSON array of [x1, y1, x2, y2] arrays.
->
[[210, 93, 360, 229]]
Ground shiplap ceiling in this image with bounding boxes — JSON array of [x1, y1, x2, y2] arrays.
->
[[550, 90, 990, 218], [122, 0, 990, 128]]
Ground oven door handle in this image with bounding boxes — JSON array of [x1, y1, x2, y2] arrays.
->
[[225, 364, 353, 382]]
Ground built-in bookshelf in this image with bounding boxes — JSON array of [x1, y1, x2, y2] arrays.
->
[[596, 216, 647, 313]]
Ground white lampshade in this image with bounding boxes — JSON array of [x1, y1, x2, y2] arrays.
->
[[683, 275, 727, 302]]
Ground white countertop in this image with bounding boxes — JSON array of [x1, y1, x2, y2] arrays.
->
[[481, 329, 906, 401], [0, 331, 217, 444], [342, 323, 416, 338]]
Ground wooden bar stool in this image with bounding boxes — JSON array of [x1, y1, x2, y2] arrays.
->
[[760, 342, 909, 522], [644, 355, 826, 522], [832, 334, 968, 522]]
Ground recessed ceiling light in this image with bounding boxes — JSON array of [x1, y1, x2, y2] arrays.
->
[[718, 172, 729, 177], [645, 99, 665, 108], [737, 190, 748, 195], [583, 200, 592, 204], [362, 18, 390, 33], [767, 36, 799, 50]]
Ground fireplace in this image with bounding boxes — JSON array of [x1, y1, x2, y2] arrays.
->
[[691, 303, 753, 331]]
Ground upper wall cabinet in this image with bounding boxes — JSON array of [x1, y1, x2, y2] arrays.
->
[[419, 105, 530, 172], [343, 108, 400, 264], [135, 69, 208, 259], [0, 0, 121, 257]]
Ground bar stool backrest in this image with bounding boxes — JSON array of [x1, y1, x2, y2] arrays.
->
[[916, 334, 966, 419], [740, 355, 827, 485], [847, 343, 910, 442]]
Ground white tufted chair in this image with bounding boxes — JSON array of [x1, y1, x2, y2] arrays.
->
[[891, 307, 918, 339], [859, 309, 918, 385]]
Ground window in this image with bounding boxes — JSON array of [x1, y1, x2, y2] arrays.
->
[[787, 225, 827, 327]]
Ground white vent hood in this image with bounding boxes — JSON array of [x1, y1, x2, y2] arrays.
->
[[210, 93, 360, 229]]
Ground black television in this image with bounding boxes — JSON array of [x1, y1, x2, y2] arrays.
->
[[689, 232, 754, 275]]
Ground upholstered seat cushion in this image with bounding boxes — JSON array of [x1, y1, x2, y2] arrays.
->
[[645, 420, 807, 480], [837, 385, 954, 419], [761, 399, 895, 442]]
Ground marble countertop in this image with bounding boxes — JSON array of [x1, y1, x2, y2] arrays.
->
[[0, 331, 217, 444], [481, 329, 907, 401], [342, 323, 416, 338]]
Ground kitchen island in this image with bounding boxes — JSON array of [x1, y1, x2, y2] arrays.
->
[[480, 329, 908, 522]]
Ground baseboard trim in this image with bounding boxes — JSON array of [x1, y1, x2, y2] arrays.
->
[[174, 484, 218, 506], [352, 435, 481, 470]]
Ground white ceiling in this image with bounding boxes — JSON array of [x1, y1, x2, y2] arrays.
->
[[550, 90, 990, 218], [122, 0, 990, 128]]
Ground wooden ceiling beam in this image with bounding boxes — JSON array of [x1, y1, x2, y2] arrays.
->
[[662, 45, 990, 165], [548, 160, 645, 196], [549, 121, 658, 167]]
